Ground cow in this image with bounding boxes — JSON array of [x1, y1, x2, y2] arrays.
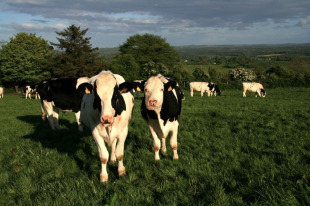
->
[[0, 87, 3, 98], [190, 81, 216, 97], [135, 75, 183, 161], [79, 71, 136, 182], [24, 85, 40, 99], [242, 82, 266, 98], [36, 77, 92, 131]]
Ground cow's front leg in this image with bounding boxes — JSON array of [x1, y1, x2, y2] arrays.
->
[[52, 107, 60, 130], [149, 125, 161, 160], [243, 91, 246, 97], [170, 122, 179, 160], [110, 138, 117, 163], [161, 137, 167, 154], [74, 111, 83, 132], [115, 127, 128, 177], [92, 129, 109, 183]]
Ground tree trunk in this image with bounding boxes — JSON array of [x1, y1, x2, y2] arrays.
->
[[14, 85, 19, 93]]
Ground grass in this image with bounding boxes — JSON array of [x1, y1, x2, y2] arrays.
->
[[0, 88, 310, 205]]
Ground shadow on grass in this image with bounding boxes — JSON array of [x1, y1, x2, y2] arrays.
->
[[16, 115, 120, 180]]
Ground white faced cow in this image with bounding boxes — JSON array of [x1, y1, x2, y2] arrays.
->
[[190, 82, 217, 97], [0, 87, 3, 98], [242, 82, 266, 98], [136, 76, 183, 161], [36, 77, 92, 131], [80, 71, 136, 183]]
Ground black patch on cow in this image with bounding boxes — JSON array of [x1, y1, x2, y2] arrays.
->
[[37, 78, 91, 112], [73, 83, 93, 112], [141, 80, 182, 126], [92, 82, 126, 116], [112, 85, 126, 116], [261, 89, 265, 95], [93, 82, 102, 113], [214, 84, 221, 96], [208, 83, 215, 91]]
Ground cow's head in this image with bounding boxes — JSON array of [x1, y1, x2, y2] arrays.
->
[[208, 83, 215, 91], [139, 76, 177, 111], [93, 73, 134, 127], [260, 89, 266, 98]]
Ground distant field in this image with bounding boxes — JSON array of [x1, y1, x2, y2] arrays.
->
[[0, 88, 309, 205]]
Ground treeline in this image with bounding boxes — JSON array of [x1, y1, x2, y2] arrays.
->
[[0, 24, 309, 92]]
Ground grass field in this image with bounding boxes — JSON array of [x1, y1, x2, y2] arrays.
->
[[0, 88, 310, 205]]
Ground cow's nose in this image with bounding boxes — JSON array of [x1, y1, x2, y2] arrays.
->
[[101, 115, 113, 125], [148, 100, 157, 106]]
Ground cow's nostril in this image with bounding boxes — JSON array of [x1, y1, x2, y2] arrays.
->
[[148, 100, 157, 106], [101, 115, 113, 124]]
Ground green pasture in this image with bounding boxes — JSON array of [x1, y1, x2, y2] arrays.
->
[[0, 88, 309, 205]]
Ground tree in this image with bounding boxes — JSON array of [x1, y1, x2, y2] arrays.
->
[[0, 32, 53, 92], [118, 33, 179, 78], [50, 25, 101, 78]]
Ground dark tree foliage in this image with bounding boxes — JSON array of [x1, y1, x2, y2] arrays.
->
[[117, 33, 179, 79], [50, 25, 101, 78], [0, 32, 53, 91]]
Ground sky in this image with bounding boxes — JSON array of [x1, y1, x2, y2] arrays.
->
[[0, 0, 309, 48]]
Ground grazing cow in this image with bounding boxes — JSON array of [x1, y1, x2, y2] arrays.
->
[[24, 85, 40, 99], [190, 82, 215, 97], [80, 71, 136, 182], [242, 82, 266, 98], [136, 75, 183, 160], [0, 87, 3, 98], [36, 77, 92, 131]]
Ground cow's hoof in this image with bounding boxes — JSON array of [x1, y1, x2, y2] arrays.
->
[[173, 155, 179, 160], [100, 174, 108, 183], [118, 168, 126, 177]]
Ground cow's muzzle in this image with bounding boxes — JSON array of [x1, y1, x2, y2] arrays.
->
[[101, 115, 113, 127]]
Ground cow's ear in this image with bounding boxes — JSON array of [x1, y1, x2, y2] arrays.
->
[[119, 81, 145, 93], [164, 81, 177, 91], [77, 83, 93, 94], [131, 81, 145, 93]]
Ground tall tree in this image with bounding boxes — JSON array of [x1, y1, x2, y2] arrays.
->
[[51, 25, 101, 78], [118, 33, 179, 78], [0, 32, 53, 92]]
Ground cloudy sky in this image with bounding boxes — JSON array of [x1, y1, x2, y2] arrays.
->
[[0, 0, 309, 48]]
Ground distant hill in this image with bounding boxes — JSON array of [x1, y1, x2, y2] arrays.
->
[[98, 43, 310, 59]]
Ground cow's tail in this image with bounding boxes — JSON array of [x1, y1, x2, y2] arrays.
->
[[215, 84, 221, 96]]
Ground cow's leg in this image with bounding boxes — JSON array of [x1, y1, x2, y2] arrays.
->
[[92, 129, 109, 182], [190, 89, 194, 97], [52, 107, 60, 130], [110, 138, 117, 163], [74, 111, 83, 132], [170, 122, 179, 160], [161, 137, 167, 154], [149, 125, 161, 160], [115, 127, 128, 177], [256, 91, 261, 97], [243, 90, 246, 97], [42, 101, 56, 130], [200, 91, 204, 97]]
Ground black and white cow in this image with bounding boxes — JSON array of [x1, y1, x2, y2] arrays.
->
[[36, 77, 92, 131], [24, 85, 40, 99], [136, 75, 183, 160], [208, 82, 221, 96], [79, 71, 136, 182]]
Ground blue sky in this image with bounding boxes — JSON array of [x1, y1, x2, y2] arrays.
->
[[0, 0, 309, 48]]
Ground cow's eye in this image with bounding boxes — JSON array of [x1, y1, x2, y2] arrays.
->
[[160, 88, 164, 92], [144, 89, 148, 93]]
